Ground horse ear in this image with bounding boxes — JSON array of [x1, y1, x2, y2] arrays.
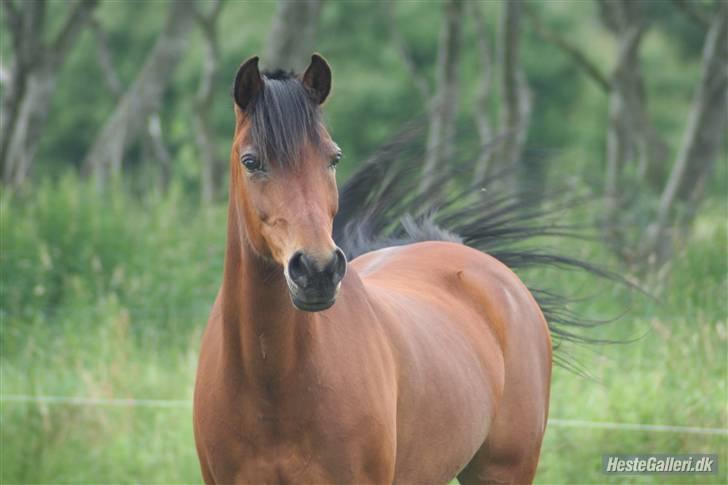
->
[[302, 54, 332, 105], [233, 56, 263, 111]]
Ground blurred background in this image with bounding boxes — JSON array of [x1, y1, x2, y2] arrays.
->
[[1, 0, 725, 483]]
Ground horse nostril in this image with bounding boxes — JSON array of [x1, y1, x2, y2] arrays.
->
[[288, 251, 311, 287], [329, 247, 347, 285], [289, 249, 346, 289]]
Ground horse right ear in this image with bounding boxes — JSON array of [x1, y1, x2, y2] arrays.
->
[[233, 56, 263, 111]]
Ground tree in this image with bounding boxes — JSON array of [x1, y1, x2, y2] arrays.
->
[[528, 0, 668, 251], [418, 0, 464, 196], [263, 0, 322, 72], [387, 0, 464, 195], [390, 0, 530, 194], [193, 0, 224, 204], [597, 0, 670, 243], [470, 1, 495, 184], [496, 0, 531, 184], [529, 0, 725, 265], [88, 16, 172, 191], [1, 0, 99, 187], [647, 2, 727, 262], [82, 1, 195, 189]]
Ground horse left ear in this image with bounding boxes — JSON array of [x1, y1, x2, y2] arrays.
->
[[233, 56, 264, 111], [302, 54, 332, 105]]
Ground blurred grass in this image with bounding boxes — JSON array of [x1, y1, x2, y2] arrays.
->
[[535, 229, 727, 483], [1, 177, 726, 484]]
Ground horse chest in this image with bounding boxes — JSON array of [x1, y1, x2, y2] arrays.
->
[[211, 440, 333, 485], [197, 382, 395, 484]]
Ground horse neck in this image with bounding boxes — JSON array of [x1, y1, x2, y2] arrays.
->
[[219, 191, 317, 387]]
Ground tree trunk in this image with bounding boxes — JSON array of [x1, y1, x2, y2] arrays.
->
[[470, 0, 494, 185], [147, 113, 173, 191], [3, 69, 57, 186], [83, 2, 195, 190], [89, 17, 173, 192], [496, 0, 531, 191], [603, 85, 630, 239], [386, 0, 431, 103], [598, 0, 651, 247], [603, 25, 641, 242], [1, 0, 45, 181], [419, 0, 464, 196], [530, 1, 668, 253], [193, 0, 223, 205], [611, 18, 668, 192], [1, 0, 98, 187], [647, 3, 728, 262], [264, 0, 322, 72], [90, 17, 124, 98]]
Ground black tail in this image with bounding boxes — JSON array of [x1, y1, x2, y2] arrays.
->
[[333, 126, 633, 372]]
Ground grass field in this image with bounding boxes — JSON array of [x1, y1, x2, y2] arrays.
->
[[1, 177, 726, 484]]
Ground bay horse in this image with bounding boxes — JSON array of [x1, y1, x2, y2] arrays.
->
[[194, 54, 553, 484]]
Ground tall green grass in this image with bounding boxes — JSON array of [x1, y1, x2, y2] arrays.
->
[[1, 177, 725, 484], [536, 213, 727, 484], [1, 177, 224, 482]]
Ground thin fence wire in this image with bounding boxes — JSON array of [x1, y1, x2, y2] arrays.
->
[[1, 395, 726, 436], [0, 395, 190, 408], [1, 301, 216, 321], [548, 418, 728, 436]]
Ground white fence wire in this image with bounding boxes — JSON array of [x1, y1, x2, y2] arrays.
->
[[1, 394, 726, 436]]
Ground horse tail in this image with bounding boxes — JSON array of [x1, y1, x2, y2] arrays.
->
[[332, 126, 634, 373]]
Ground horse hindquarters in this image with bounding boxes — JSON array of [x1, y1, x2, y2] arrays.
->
[[352, 242, 550, 483], [457, 270, 552, 484]]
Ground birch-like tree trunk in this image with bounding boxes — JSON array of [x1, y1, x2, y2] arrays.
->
[[597, 0, 671, 245], [470, 0, 494, 184], [647, 3, 727, 262], [497, 0, 531, 180], [419, 0, 464, 196], [1, 0, 98, 187], [89, 17, 172, 192], [385, 1, 431, 103], [264, 0, 322, 72], [529, 0, 724, 264], [603, 29, 642, 241], [193, 0, 224, 204], [82, 2, 195, 189]]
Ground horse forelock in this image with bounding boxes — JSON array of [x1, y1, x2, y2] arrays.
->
[[247, 73, 322, 169]]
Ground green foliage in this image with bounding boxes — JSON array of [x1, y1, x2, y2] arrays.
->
[[1, 174, 225, 356], [539, 220, 727, 483], [1, 177, 223, 481], [29, 0, 720, 198]]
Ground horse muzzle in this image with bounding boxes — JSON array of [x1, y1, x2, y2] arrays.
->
[[285, 248, 347, 312]]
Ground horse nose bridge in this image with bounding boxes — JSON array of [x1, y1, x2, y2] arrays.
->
[[279, 174, 336, 264], [293, 204, 335, 252]]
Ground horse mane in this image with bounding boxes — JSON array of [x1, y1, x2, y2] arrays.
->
[[332, 125, 634, 373], [246, 69, 322, 168]]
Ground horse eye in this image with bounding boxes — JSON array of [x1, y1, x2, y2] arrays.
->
[[330, 153, 342, 168], [240, 154, 263, 173]]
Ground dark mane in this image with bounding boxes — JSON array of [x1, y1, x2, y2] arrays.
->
[[248, 71, 321, 167], [261, 69, 296, 80]]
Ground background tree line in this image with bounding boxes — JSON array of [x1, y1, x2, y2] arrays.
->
[[1, 0, 725, 269]]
